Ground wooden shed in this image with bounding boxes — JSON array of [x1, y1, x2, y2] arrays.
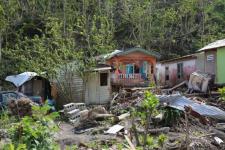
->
[[197, 39, 225, 84], [56, 63, 112, 106], [84, 65, 112, 105], [5, 72, 51, 100]]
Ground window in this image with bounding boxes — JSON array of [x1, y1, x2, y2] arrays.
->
[[165, 66, 169, 81], [100, 73, 108, 86], [126, 64, 134, 74], [177, 63, 183, 79], [151, 65, 154, 74]]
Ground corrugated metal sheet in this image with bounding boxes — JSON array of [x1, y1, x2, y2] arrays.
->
[[158, 94, 225, 120], [198, 39, 225, 51]]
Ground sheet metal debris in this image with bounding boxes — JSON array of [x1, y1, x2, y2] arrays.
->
[[157, 94, 225, 120], [5, 72, 38, 87], [105, 124, 124, 134]]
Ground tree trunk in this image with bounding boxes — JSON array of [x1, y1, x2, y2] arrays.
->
[[0, 33, 2, 62]]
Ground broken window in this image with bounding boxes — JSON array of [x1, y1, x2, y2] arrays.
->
[[100, 73, 108, 86], [165, 66, 169, 81], [177, 63, 184, 79], [151, 65, 154, 74]]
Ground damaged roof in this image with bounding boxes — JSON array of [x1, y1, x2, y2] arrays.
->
[[198, 39, 225, 51], [5, 72, 38, 87], [102, 47, 161, 60], [159, 54, 197, 64]]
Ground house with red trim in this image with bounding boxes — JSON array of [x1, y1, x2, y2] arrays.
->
[[99, 47, 160, 87]]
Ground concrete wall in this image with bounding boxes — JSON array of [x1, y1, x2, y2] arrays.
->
[[157, 59, 196, 87]]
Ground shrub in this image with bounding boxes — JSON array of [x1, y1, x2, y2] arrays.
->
[[6, 105, 59, 150]]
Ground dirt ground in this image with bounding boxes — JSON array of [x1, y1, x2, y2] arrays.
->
[[55, 122, 122, 149]]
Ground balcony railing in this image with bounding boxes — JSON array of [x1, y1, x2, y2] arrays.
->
[[111, 73, 152, 86]]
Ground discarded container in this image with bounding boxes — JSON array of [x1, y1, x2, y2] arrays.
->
[[188, 71, 213, 93]]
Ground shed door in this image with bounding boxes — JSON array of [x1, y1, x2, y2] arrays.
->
[[87, 73, 99, 104], [205, 51, 216, 75], [99, 72, 110, 104]]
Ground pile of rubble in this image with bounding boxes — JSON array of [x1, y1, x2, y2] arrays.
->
[[58, 74, 225, 149], [8, 97, 33, 117]]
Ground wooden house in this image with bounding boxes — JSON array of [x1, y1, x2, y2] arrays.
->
[[197, 39, 225, 85], [101, 47, 160, 87], [156, 55, 197, 87]]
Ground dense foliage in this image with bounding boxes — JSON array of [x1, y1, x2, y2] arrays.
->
[[2, 105, 59, 150], [0, 0, 225, 81]]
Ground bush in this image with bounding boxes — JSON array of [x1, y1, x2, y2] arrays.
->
[[5, 105, 59, 150]]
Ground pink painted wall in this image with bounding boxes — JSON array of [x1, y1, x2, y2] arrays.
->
[[156, 58, 196, 87]]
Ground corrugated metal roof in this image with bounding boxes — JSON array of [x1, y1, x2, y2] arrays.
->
[[159, 54, 197, 64], [93, 67, 112, 71], [102, 47, 161, 60], [198, 39, 225, 51]]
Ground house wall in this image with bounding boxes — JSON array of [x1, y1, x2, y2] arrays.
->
[[106, 52, 157, 75], [157, 59, 196, 86], [217, 47, 225, 84], [195, 52, 205, 72], [204, 50, 217, 75], [85, 71, 111, 104], [56, 70, 84, 106], [20, 77, 51, 100]]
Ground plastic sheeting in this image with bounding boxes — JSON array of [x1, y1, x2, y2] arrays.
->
[[157, 94, 225, 120], [5, 72, 37, 87]]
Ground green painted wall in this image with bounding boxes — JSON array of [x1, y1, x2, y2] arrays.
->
[[217, 47, 225, 84]]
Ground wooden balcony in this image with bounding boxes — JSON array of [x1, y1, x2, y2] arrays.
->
[[111, 73, 152, 87]]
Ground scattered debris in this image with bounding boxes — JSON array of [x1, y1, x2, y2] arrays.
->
[[105, 124, 124, 134], [188, 71, 213, 93], [158, 94, 225, 120], [8, 98, 33, 117]]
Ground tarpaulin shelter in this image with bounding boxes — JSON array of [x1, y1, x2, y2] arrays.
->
[[5, 72, 51, 100]]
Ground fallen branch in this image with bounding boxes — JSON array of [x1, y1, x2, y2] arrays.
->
[[114, 112, 130, 122], [210, 128, 225, 140], [125, 135, 136, 150], [93, 114, 115, 119]]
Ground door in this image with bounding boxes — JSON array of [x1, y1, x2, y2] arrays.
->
[[205, 51, 216, 74], [99, 72, 110, 104], [86, 73, 98, 104]]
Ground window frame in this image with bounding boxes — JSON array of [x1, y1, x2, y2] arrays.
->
[[100, 72, 108, 86], [177, 63, 184, 79], [165, 66, 169, 81]]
